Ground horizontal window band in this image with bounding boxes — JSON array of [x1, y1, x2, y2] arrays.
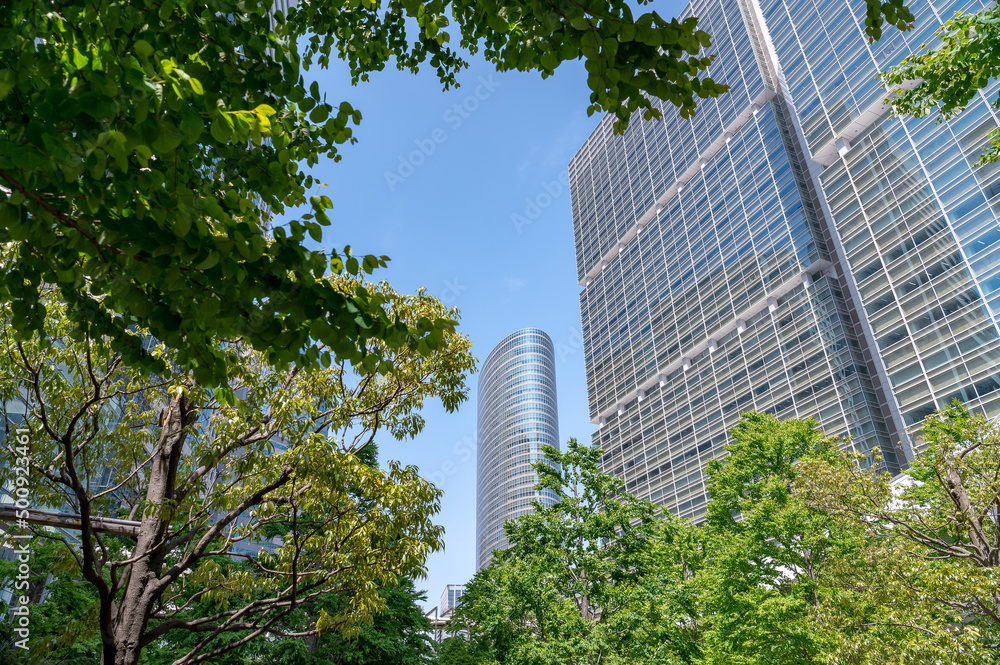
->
[[579, 89, 778, 287], [590, 260, 833, 425], [809, 80, 921, 167]]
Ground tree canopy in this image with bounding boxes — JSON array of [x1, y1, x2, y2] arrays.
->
[[697, 409, 997, 664], [0, 0, 734, 386], [698, 414, 847, 665], [796, 401, 1000, 663], [0, 275, 475, 665], [175, 575, 439, 665], [452, 439, 701, 665], [452, 409, 999, 665]]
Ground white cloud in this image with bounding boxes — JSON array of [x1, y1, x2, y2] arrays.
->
[[504, 276, 527, 292]]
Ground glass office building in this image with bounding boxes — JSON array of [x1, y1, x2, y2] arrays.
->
[[439, 584, 466, 617], [476, 328, 560, 570], [756, 0, 1000, 447], [426, 583, 468, 642], [566, 0, 1000, 520]]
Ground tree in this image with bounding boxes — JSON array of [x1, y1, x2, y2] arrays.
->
[[435, 636, 477, 665], [796, 401, 1000, 662], [0, 276, 475, 665], [0, 535, 103, 664], [300, 577, 436, 665], [162, 575, 437, 665], [880, 5, 1000, 163], [696, 411, 987, 665], [697, 413, 852, 665], [452, 439, 700, 665], [0, 0, 734, 386]]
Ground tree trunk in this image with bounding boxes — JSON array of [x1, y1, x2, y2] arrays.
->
[[942, 457, 988, 564], [103, 394, 192, 665]]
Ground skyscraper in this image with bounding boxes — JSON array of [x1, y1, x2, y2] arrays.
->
[[757, 0, 1000, 445], [569, 0, 1000, 520], [476, 328, 560, 570]]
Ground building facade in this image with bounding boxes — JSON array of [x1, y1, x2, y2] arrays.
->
[[569, 0, 1000, 520], [758, 0, 1000, 446], [438, 583, 466, 616], [475, 328, 560, 570], [425, 584, 467, 643]]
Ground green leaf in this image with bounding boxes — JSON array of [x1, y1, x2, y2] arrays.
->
[[71, 48, 89, 70], [196, 251, 220, 270], [210, 116, 231, 143], [134, 39, 154, 58], [214, 385, 235, 406], [158, 0, 174, 21], [0, 69, 14, 101], [180, 107, 204, 141], [310, 105, 330, 123]]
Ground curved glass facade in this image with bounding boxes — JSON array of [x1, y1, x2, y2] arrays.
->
[[475, 328, 560, 570]]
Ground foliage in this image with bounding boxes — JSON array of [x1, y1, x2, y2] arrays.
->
[[0, 277, 475, 665], [880, 5, 1000, 164], [699, 411, 991, 664], [698, 413, 851, 665], [155, 575, 435, 665], [260, 576, 437, 665], [0, 0, 734, 385], [436, 636, 478, 665], [0, 535, 103, 664], [452, 438, 700, 665], [796, 401, 1000, 662], [862, 0, 914, 42], [444, 409, 1000, 665], [0, 551, 437, 665]]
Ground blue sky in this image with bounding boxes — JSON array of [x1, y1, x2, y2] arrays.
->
[[276, 6, 687, 609]]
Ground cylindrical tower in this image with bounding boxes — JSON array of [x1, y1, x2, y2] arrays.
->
[[476, 328, 559, 571]]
